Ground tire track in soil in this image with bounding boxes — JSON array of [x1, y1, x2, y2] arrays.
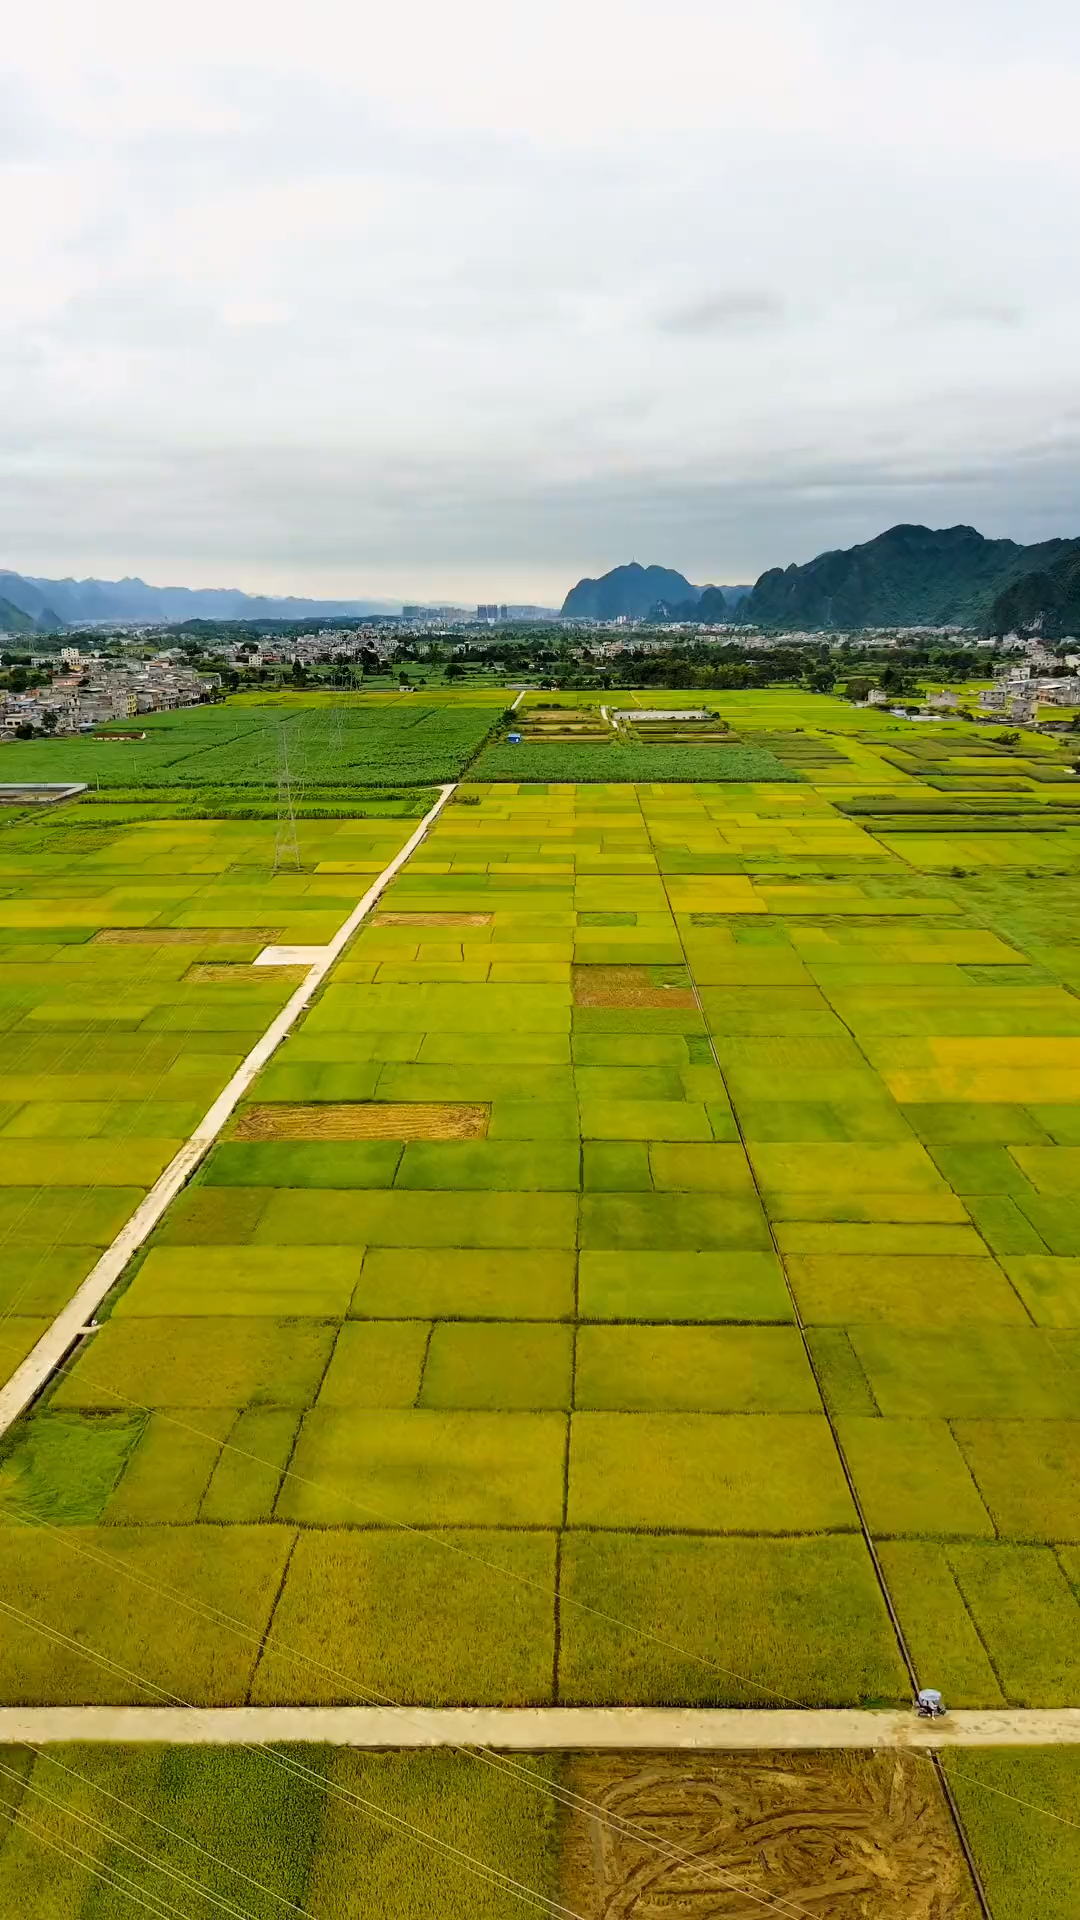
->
[[559, 1750, 980, 1920]]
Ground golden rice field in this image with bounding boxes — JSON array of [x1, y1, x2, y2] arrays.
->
[[1, 688, 1079, 1915]]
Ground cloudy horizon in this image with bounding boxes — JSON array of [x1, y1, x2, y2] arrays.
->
[[4, 0, 1080, 604]]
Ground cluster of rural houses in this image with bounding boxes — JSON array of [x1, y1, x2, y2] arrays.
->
[[0, 653, 218, 740]]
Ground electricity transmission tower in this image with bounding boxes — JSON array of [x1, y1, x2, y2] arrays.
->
[[274, 721, 301, 872], [331, 702, 346, 776]]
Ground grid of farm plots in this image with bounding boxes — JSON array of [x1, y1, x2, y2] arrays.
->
[[0, 812, 417, 1396], [3, 771, 1080, 1714]]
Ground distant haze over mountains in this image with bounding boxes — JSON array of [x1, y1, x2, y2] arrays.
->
[[0, 571, 399, 631], [5, 522, 1079, 639]]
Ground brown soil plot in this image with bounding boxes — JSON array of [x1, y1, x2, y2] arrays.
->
[[374, 912, 493, 927], [184, 963, 309, 984], [234, 1102, 490, 1141], [573, 966, 698, 1010], [93, 928, 284, 945], [559, 1751, 979, 1920]]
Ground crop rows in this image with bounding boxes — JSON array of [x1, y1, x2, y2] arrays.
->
[[0, 703, 499, 789]]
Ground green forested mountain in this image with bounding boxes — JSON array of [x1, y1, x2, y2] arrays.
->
[[562, 562, 700, 619], [742, 524, 1079, 630], [986, 545, 1080, 640], [0, 595, 67, 637], [655, 584, 753, 622], [0, 597, 37, 635]]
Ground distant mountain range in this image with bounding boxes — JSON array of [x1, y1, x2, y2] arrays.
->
[[985, 542, 1080, 642], [7, 526, 1079, 642], [655, 584, 754, 623], [742, 524, 1080, 632], [562, 563, 700, 620], [0, 571, 399, 631], [564, 528, 1080, 633], [561, 563, 751, 621], [0, 594, 60, 637]]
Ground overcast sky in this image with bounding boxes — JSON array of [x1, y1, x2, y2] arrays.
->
[[3, 0, 1080, 604]]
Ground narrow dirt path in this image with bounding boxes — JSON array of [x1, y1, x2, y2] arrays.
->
[[0, 782, 457, 1437], [1, 1706, 1078, 1747]]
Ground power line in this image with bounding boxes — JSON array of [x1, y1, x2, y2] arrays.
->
[[0, 1753, 258, 1920], [0, 1785, 197, 1920], [26, 1746, 317, 1918], [0, 1597, 585, 1920], [0, 775, 1069, 1909], [7, 1324, 1080, 1860], [0, 1527, 819, 1920]]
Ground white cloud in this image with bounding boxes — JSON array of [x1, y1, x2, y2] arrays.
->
[[1, 0, 1079, 596]]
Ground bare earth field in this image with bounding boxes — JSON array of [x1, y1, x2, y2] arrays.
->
[[560, 1750, 978, 1920]]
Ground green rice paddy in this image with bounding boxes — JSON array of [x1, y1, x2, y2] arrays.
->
[[2, 688, 1080, 1910]]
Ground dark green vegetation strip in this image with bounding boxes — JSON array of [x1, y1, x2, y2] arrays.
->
[[0, 703, 499, 790], [472, 740, 799, 781], [0, 1745, 558, 1918]]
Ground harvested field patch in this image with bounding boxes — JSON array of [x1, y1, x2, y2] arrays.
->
[[184, 962, 308, 984], [373, 911, 492, 926], [234, 1101, 489, 1141], [559, 1750, 978, 1920], [92, 926, 284, 944], [572, 964, 697, 1009]]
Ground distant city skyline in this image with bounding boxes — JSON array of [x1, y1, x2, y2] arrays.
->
[[4, 0, 1079, 602]]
